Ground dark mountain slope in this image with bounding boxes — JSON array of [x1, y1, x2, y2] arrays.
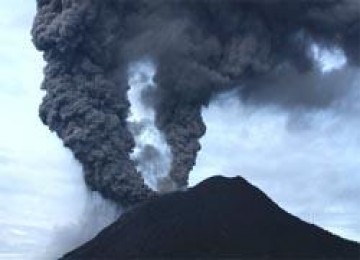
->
[[62, 176, 360, 259]]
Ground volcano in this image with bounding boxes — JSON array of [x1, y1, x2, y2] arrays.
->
[[62, 176, 360, 259], [32, 1, 360, 205]]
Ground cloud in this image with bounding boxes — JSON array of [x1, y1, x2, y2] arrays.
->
[[190, 71, 360, 241], [0, 2, 120, 259]]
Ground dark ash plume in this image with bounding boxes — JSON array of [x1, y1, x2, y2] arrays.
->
[[240, 66, 360, 110], [32, 0, 360, 204], [31, 0, 155, 206]]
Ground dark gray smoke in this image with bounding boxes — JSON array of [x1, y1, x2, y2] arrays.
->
[[31, 0, 155, 206], [32, 0, 360, 205]]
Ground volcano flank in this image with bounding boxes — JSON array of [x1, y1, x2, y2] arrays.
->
[[62, 176, 360, 259]]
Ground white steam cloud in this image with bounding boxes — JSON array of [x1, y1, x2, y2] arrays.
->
[[127, 60, 175, 191], [0, 95, 120, 260], [312, 44, 347, 73]]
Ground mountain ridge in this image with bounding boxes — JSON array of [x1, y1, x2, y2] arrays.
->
[[62, 175, 360, 259]]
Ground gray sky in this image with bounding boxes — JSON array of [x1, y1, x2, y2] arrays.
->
[[0, 2, 118, 259], [0, 1, 359, 259], [190, 87, 360, 241]]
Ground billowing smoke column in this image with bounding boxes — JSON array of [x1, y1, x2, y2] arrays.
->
[[31, 0, 155, 206], [32, 0, 360, 205]]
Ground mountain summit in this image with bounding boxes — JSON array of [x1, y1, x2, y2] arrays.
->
[[63, 176, 360, 259]]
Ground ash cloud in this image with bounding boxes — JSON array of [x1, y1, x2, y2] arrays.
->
[[240, 65, 360, 111], [32, 0, 360, 205], [32, 0, 155, 206]]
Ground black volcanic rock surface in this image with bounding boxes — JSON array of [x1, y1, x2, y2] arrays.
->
[[63, 176, 360, 259]]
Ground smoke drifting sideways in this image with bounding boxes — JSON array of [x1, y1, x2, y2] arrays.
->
[[189, 59, 360, 241], [32, 0, 360, 206]]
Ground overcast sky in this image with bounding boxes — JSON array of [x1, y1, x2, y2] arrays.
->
[[190, 86, 360, 241], [0, 1, 359, 259], [0, 2, 119, 259], [190, 49, 360, 242]]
